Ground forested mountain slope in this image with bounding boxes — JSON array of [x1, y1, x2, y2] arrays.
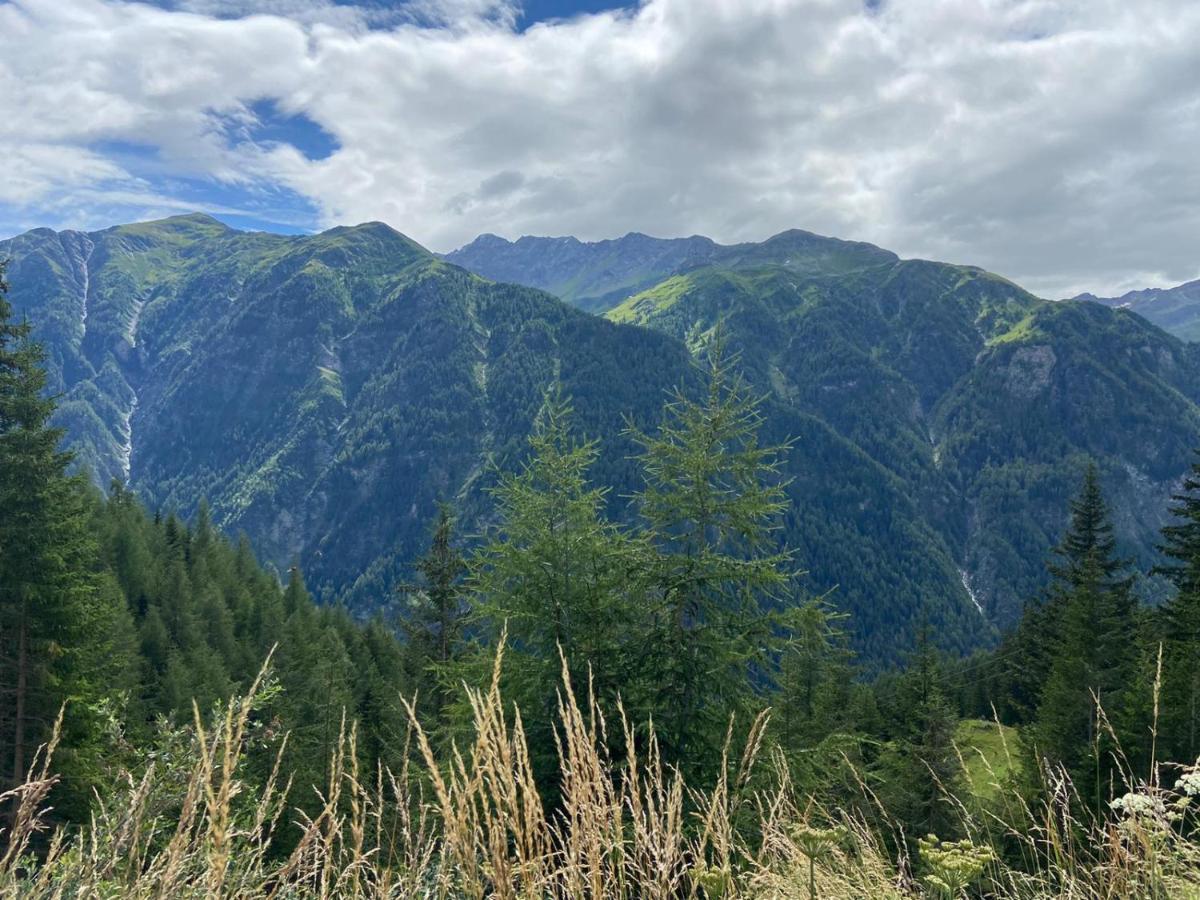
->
[[454, 230, 1200, 635], [0, 215, 694, 617], [6, 214, 1200, 662]]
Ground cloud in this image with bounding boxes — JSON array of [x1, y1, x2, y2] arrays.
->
[[1, 0, 1198, 296]]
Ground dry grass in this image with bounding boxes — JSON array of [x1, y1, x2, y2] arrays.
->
[[2, 644, 1199, 898]]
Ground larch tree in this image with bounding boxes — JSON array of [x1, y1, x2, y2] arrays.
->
[[452, 388, 649, 774], [626, 339, 794, 775]]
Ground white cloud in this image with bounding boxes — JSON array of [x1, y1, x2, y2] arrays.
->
[[1, 0, 1198, 296]]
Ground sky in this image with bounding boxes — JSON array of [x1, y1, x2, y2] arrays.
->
[[0, 0, 1197, 298]]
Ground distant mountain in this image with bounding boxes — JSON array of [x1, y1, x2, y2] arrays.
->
[[1077, 279, 1200, 342], [6, 214, 1199, 665], [444, 229, 897, 313]]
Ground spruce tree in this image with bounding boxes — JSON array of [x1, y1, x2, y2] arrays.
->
[[1153, 449, 1200, 761], [399, 504, 468, 722], [627, 342, 792, 774], [0, 262, 122, 817], [1033, 465, 1138, 814]]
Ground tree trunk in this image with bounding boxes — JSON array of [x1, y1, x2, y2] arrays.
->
[[12, 614, 28, 781]]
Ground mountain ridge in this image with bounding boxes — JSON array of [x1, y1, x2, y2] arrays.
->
[[451, 226, 1200, 639], [1077, 278, 1200, 342], [444, 227, 897, 314], [5, 213, 1199, 664], [0, 214, 697, 622]]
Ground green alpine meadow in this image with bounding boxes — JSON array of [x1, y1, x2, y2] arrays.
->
[[4, 0, 1200, 896]]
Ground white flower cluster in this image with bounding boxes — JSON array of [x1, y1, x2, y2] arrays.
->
[[1111, 792, 1167, 819], [1175, 770, 1200, 798]]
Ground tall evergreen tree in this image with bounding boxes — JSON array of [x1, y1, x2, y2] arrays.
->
[[0, 262, 129, 818], [1032, 465, 1138, 815], [399, 504, 468, 722], [453, 389, 648, 770], [1153, 449, 1200, 762], [627, 342, 793, 774]]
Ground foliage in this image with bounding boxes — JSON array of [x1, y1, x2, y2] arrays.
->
[[5, 645, 1200, 898], [448, 388, 652, 773], [626, 342, 794, 773], [1153, 450, 1200, 762]]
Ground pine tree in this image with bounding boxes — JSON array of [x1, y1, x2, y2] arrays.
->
[[627, 341, 793, 774], [991, 597, 1058, 726], [1033, 465, 1138, 815], [873, 620, 963, 840], [777, 596, 856, 749], [1153, 449, 1200, 761], [276, 599, 355, 800]]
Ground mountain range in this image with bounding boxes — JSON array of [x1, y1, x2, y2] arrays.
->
[[4, 214, 1199, 665], [1075, 280, 1200, 342]]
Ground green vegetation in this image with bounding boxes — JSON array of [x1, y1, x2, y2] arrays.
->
[[6, 263, 1200, 895], [600, 253, 1200, 658], [7, 214, 1200, 671], [954, 719, 1021, 803]]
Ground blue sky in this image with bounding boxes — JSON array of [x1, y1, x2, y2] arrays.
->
[[2, 0, 1199, 298], [145, 0, 631, 30]]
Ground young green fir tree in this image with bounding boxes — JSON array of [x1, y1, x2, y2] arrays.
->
[[1032, 465, 1138, 816], [1153, 449, 1200, 762], [873, 618, 964, 841], [627, 340, 793, 776]]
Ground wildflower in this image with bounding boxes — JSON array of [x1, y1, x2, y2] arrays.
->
[[1111, 792, 1167, 819], [1175, 769, 1200, 798], [918, 835, 995, 899], [791, 823, 849, 900]]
